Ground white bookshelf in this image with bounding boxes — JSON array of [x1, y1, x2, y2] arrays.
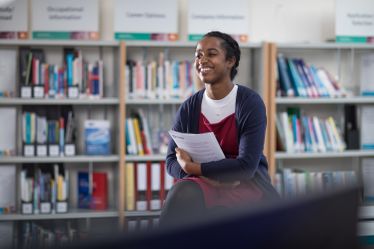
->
[[126, 154, 166, 162], [0, 39, 119, 47], [276, 42, 374, 50], [276, 97, 374, 105], [271, 42, 374, 217], [275, 150, 374, 159], [126, 99, 184, 105], [0, 155, 120, 164], [0, 97, 119, 106], [0, 209, 118, 221], [125, 210, 161, 217]]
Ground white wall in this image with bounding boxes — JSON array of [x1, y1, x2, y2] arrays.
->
[[99, 0, 336, 43]]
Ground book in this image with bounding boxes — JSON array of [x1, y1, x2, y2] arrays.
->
[[361, 106, 374, 150], [360, 53, 374, 96], [125, 162, 135, 211], [0, 165, 16, 213], [92, 172, 108, 210], [78, 172, 90, 209], [0, 49, 16, 97], [0, 108, 16, 155], [276, 53, 295, 97], [344, 105, 359, 150], [84, 120, 111, 155]]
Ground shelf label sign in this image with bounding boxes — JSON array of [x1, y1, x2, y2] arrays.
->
[[187, 0, 249, 42], [0, 0, 28, 39], [336, 0, 374, 43], [114, 0, 178, 41], [31, 0, 99, 40]]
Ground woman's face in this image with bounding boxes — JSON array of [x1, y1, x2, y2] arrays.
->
[[194, 36, 234, 85]]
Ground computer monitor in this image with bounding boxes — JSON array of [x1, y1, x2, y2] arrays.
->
[[65, 186, 360, 249]]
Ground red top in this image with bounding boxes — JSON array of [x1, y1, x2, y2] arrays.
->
[[199, 113, 238, 158]]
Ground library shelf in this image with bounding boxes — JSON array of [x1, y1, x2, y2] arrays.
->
[[125, 155, 166, 162], [0, 98, 119, 106], [126, 99, 184, 105], [0, 39, 119, 47], [0, 209, 118, 221], [276, 97, 374, 105], [0, 155, 120, 164], [125, 210, 161, 218], [276, 42, 374, 50], [275, 150, 374, 159]]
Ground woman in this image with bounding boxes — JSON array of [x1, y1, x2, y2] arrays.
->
[[160, 31, 278, 227]]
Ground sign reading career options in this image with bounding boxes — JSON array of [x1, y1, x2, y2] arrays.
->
[[0, 0, 28, 39], [336, 0, 374, 43], [188, 0, 249, 42], [114, 0, 178, 41], [32, 0, 99, 40]]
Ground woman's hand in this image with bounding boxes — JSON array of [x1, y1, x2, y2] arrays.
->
[[175, 148, 202, 176]]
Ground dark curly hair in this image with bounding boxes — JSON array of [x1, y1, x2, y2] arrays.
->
[[203, 31, 241, 80]]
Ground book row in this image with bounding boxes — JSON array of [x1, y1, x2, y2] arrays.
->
[[276, 54, 347, 98], [20, 107, 112, 156], [125, 162, 174, 211], [22, 108, 75, 157], [0, 161, 174, 214], [7, 164, 110, 215], [19, 48, 104, 99], [276, 109, 345, 153], [20, 164, 69, 215], [125, 108, 172, 156], [274, 168, 357, 198], [125, 57, 202, 100]]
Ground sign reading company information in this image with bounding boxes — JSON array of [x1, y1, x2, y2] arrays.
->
[[114, 0, 178, 41], [188, 0, 249, 42], [0, 0, 28, 39], [32, 0, 99, 40], [336, 0, 374, 43]]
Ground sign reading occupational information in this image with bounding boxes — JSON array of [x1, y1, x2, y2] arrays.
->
[[114, 0, 178, 41], [32, 0, 99, 40], [188, 0, 249, 42], [0, 0, 28, 39], [336, 0, 374, 43]]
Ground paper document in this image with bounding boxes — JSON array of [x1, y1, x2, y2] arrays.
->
[[168, 130, 225, 163]]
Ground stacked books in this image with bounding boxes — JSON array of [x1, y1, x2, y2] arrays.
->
[[277, 54, 347, 98]]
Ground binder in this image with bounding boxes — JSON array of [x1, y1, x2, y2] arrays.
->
[[125, 162, 135, 211], [135, 163, 147, 211], [92, 172, 108, 210], [150, 162, 161, 210]]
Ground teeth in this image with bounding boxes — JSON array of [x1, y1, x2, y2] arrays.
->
[[201, 68, 212, 72]]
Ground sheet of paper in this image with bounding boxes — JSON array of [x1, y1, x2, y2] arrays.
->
[[168, 130, 225, 163]]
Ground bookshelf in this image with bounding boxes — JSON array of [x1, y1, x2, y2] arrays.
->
[[0, 39, 270, 239], [0, 39, 125, 235], [267, 42, 374, 217]]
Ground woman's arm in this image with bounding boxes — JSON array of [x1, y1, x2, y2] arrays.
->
[[165, 103, 190, 179]]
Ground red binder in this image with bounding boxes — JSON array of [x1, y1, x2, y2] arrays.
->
[[91, 172, 108, 210]]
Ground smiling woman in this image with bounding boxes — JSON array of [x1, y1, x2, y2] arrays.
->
[[160, 31, 279, 227]]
